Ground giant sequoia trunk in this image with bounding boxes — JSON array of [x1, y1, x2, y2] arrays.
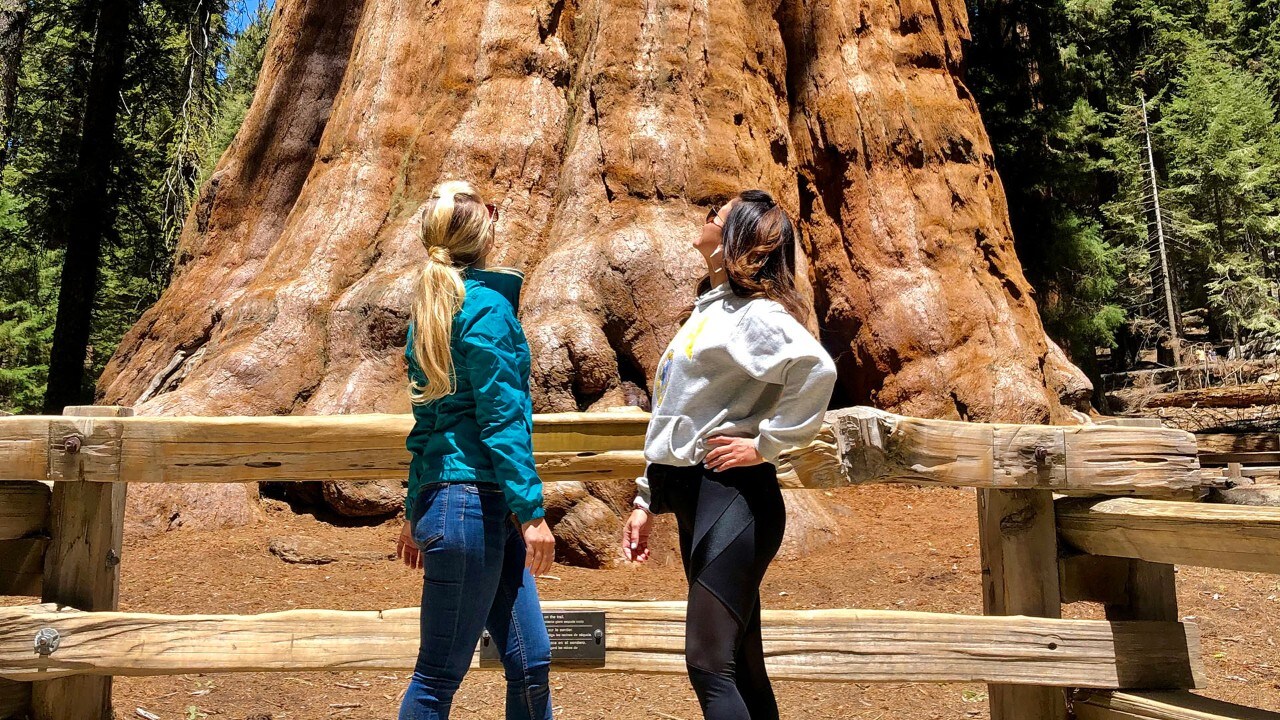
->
[[99, 0, 1090, 532]]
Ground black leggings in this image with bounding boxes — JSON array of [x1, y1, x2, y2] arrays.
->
[[648, 462, 786, 720]]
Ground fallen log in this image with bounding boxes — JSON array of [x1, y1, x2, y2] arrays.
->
[[1142, 384, 1280, 410], [1195, 433, 1280, 455]]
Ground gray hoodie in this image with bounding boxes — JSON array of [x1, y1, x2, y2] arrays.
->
[[634, 282, 837, 508]]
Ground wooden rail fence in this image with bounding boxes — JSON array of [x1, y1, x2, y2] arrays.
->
[[0, 406, 1278, 720]]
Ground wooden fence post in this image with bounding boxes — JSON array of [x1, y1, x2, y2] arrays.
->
[[32, 405, 130, 720], [1103, 559, 1178, 622], [1060, 555, 1179, 713], [978, 488, 1067, 720], [1059, 553, 1178, 621]]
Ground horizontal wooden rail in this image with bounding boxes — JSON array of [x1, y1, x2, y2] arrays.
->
[[0, 602, 1204, 689], [1057, 498, 1280, 574], [829, 407, 1206, 497], [1, 412, 652, 485], [0, 407, 1211, 496], [1075, 691, 1280, 719]]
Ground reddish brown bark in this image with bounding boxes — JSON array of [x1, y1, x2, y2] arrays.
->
[[99, 0, 1088, 530]]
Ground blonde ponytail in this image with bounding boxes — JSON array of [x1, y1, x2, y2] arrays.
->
[[409, 181, 495, 405]]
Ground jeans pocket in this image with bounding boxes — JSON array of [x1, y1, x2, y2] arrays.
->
[[413, 484, 449, 550], [417, 531, 445, 552]]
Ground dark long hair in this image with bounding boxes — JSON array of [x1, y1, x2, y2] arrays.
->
[[720, 189, 808, 322]]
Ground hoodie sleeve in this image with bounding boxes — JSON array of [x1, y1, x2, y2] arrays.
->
[[461, 303, 546, 524], [727, 305, 838, 463], [633, 472, 652, 511]]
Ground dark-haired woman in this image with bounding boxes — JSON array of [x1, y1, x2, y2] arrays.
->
[[621, 190, 837, 720]]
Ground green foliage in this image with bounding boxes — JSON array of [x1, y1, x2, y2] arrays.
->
[[1206, 253, 1280, 342], [0, 188, 56, 413], [1158, 41, 1280, 256], [199, 2, 269, 185], [0, 0, 271, 412], [968, 0, 1280, 371]]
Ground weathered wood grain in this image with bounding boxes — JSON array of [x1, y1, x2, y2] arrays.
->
[[1057, 498, 1280, 574], [0, 416, 52, 483], [777, 423, 843, 489], [533, 451, 645, 482], [1075, 691, 1280, 720], [0, 413, 654, 484], [1142, 384, 1280, 410], [0, 408, 1211, 495], [0, 482, 50, 540], [0, 412, 730, 485], [33, 406, 129, 720], [978, 488, 1065, 720], [828, 407, 1206, 497], [46, 416, 122, 483], [0, 602, 1204, 689], [115, 413, 412, 484]]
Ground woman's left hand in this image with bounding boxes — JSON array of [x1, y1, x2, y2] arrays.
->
[[704, 436, 765, 471]]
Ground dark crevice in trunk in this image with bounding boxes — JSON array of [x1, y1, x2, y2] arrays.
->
[[539, 0, 567, 42]]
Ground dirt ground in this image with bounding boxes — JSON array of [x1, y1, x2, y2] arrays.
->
[[6, 485, 1279, 719]]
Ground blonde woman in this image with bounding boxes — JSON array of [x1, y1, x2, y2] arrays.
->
[[394, 181, 555, 720]]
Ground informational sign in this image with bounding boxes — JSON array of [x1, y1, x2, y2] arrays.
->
[[479, 611, 606, 667]]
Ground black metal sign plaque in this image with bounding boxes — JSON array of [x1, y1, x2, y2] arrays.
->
[[479, 611, 606, 667]]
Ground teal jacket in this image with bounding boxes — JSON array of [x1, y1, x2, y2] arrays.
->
[[404, 268, 545, 524]]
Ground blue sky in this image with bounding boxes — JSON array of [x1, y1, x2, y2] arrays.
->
[[228, 0, 275, 35]]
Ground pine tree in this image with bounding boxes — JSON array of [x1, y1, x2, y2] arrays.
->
[[0, 0, 26, 171], [968, 0, 1280, 370], [1157, 40, 1280, 348], [0, 0, 270, 412], [44, 0, 140, 413], [199, 1, 268, 183]]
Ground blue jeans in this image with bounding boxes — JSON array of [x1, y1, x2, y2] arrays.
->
[[399, 482, 553, 720]]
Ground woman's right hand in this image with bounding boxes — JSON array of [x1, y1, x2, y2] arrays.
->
[[622, 508, 653, 563], [522, 518, 556, 577], [396, 520, 421, 570]]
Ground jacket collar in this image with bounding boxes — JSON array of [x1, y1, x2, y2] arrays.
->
[[464, 266, 525, 311], [694, 281, 736, 310]]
